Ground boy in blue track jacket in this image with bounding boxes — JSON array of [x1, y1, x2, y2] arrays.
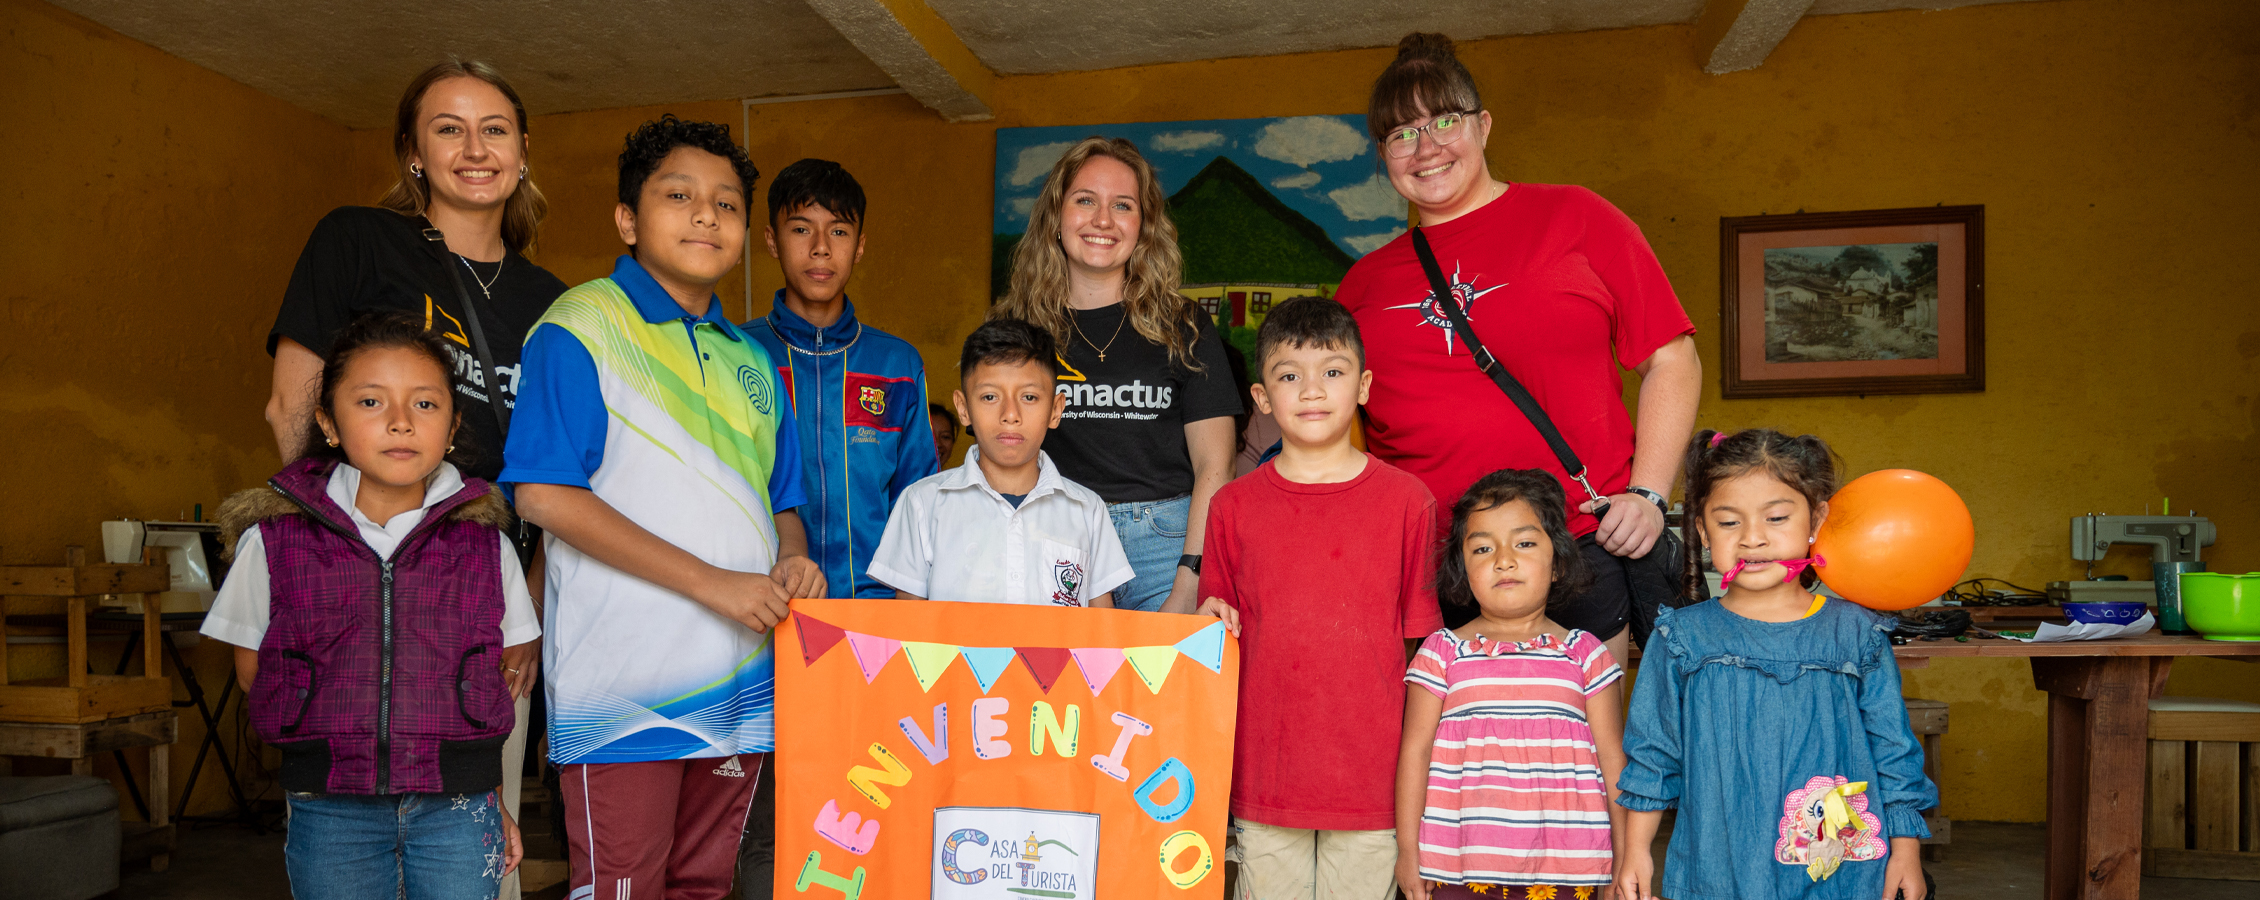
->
[[737, 159, 937, 898], [745, 158, 938, 600]]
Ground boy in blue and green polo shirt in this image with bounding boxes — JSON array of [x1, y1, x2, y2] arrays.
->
[[503, 115, 822, 900]]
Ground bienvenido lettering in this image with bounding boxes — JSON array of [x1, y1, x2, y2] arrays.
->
[[794, 698, 1215, 896]]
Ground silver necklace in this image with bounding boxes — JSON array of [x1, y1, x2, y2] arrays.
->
[[766, 316, 862, 357], [457, 255, 504, 300]]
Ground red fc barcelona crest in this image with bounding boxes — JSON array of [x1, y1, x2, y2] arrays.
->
[[858, 385, 887, 417]]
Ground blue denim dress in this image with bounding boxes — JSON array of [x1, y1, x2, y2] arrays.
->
[[1617, 599, 1936, 900]]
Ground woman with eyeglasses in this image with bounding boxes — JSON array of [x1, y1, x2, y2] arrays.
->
[[1336, 34, 1701, 674], [261, 59, 566, 900]]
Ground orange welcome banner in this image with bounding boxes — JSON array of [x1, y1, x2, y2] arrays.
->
[[775, 598, 1241, 899]]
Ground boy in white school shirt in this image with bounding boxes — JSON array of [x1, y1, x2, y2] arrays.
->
[[869, 319, 1132, 607]]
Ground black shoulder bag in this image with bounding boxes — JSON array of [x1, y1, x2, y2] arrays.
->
[[421, 224, 538, 567], [1408, 227, 1699, 646]]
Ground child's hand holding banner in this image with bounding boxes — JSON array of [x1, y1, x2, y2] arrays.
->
[[776, 598, 1239, 899]]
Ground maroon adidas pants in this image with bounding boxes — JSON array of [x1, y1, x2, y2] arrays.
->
[[560, 754, 763, 900]]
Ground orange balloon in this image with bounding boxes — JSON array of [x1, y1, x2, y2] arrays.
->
[[1811, 469, 1975, 611]]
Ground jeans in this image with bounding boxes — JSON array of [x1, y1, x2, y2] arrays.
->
[[285, 790, 506, 900], [1107, 494, 1191, 612]]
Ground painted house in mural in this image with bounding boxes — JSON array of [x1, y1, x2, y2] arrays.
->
[[1164, 156, 1357, 377], [1184, 282, 1336, 328]]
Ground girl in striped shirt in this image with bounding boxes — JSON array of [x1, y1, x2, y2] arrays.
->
[[1396, 468, 1630, 899]]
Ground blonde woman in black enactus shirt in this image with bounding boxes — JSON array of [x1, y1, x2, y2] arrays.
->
[[992, 137, 1240, 614], [266, 61, 563, 480], [260, 59, 563, 900]]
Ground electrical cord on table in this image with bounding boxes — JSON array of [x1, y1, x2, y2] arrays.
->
[[1943, 577, 2049, 607]]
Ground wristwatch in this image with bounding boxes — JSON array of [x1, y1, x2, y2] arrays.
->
[[1625, 486, 1670, 515], [1178, 554, 1202, 576]]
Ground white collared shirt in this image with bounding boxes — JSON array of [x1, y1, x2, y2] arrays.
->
[[868, 449, 1133, 606], [202, 462, 539, 649]]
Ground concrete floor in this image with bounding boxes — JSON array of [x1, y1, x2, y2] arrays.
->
[[121, 820, 2254, 899]]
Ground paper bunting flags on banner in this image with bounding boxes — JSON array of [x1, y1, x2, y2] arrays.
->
[[796, 614, 847, 667], [804, 617, 1227, 695], [1015, 647, 1071, 693], [1123, 645, 1179, 694], [1174, 621, 1226, 674], [1070, 647, 1126, 695], [846, 632, 902, 684], [902, 642, 961, 692], [959, 647, 1016, 693]]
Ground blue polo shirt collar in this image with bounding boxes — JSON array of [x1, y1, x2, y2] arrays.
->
[[610, 255, 745, 342], [764, 291, 860, 347]]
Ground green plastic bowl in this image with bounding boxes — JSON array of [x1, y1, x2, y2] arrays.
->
[[2181, 572, 2260, 642]]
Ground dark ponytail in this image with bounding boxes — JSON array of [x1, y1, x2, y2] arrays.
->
[[1680, 428, 1842, 590], [1366, 32, 1485, 143], [299, 310, 476, 470]]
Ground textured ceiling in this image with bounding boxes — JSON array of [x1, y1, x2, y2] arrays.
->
[[925, 0, 1709, 75], [49, 0, 894, 128], [53, 0, 2054, 127]]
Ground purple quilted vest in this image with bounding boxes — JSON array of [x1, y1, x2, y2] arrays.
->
[[250, 457, 514, 795]]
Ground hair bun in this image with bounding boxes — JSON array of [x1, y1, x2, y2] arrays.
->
[[1396, 32, 1458, 61]]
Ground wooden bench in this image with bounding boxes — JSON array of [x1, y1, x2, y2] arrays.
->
[[2144, 696, 2260, 881], [1906, 697, 1952, 861]]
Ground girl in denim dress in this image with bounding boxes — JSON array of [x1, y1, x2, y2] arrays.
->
[[1615, 430, 1935, 900]]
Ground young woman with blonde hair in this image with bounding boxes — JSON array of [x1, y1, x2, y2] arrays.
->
[[261, 58, 563, 900], [993, 137, 1240, 613]]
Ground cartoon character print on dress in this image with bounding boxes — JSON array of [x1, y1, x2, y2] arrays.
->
[[1776, 775, 1887, 882], [1051, 559, 1085, 607]]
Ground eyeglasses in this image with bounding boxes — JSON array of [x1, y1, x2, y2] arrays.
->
[[1382, 112, 1472, 159]]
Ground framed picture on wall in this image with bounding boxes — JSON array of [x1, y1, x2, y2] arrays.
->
[[1719, 205, 1984, 399]]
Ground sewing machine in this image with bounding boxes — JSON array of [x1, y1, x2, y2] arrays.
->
[[2047, 514, 2215, 634], [99, 519, 226, 614]]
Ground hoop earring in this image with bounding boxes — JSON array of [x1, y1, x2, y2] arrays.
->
[[410, 163, 423, 178], [518, 165, 528, 180]]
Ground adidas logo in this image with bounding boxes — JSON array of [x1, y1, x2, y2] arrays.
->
[[712, 756, 747, 778]]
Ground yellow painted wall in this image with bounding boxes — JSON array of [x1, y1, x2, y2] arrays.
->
[[6, 0, 2252, 826], [504, 0, 2259, 823], [0, 0, 359, 816]]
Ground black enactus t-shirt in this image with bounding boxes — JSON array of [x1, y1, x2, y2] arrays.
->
[[1045, 304, 1243, 503], [269, 206, 569, 482]]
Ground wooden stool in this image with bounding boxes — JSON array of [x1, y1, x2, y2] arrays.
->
[[1905, 697, 1951, 861], [2144, 696, 2260, 880], [0, 544, 177, 872]]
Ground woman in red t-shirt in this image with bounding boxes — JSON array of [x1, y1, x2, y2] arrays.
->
[[1337, 33, 1702, 662]]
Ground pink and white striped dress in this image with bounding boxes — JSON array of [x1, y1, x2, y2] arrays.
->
[[1405, 628, 1623, 887]]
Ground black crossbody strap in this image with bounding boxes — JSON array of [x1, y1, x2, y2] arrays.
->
[[1409, 227, 1610, 513], [420, 225, 512, 436]]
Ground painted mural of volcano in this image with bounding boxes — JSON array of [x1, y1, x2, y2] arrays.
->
[[990, 155, 1355, 297]]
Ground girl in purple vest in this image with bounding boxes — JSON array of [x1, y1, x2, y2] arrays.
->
[[204, 310, 538, 899]]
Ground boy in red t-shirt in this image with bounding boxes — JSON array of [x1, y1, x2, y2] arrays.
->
[[1196, 297, 1443, 899]]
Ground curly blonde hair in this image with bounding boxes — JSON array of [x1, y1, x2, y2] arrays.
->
[[993, 136, 1202, 371]]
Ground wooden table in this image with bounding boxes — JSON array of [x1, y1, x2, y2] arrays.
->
[[1893, 633, 2260, 900], [2, 545, 178, 870]]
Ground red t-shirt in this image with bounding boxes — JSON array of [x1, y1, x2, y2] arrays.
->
[[1338, 183, 1694, 537], [1198, 456, 1443, 830]]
